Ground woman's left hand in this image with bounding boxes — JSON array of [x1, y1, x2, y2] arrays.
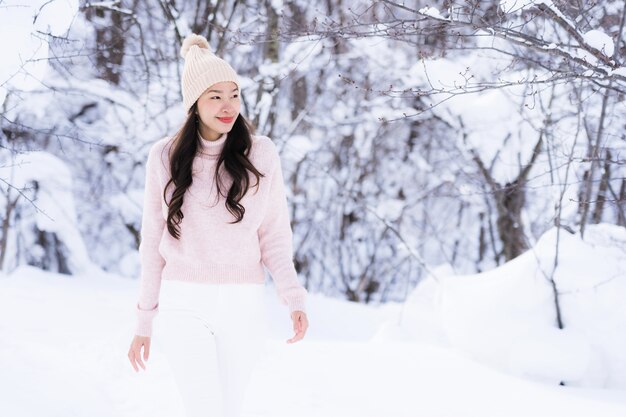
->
[[287, 310, 308, 344]]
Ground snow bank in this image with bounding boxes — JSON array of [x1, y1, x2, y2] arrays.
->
[[3, 266, 626, 416], [398, 224, 626, 388]]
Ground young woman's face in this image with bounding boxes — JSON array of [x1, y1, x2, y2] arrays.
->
[[196, 81, 241, 141]]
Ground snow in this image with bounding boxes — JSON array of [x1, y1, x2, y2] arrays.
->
[[0, 151, 98, 275], [610, 67, 626, 77], [507, 327, 600, 384], [400, 224, 626, 389], [0, 0, 78, 106], [349, 37, 410, 82], [32, 0, 79, 35], [1, 249, 626, 417], [419, 6, 446, 20], [2, 2, 626, 414], [0, 26, 50, 91], [282, 134, 319, 162], [282, 39, 324, 74], [583, 29, 615, 58], [254, 91, 274, 133], [499, 0, 578, 30], [374, 198, 404, 221], [110, 189, 143, 225], [499, 0, 537, 14], [450, 84, 543, 181], [270, 0, 284, 13]]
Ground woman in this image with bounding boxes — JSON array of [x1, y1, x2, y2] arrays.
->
[[127, 33, 309, 417]]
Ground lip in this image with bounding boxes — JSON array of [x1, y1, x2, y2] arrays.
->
[[217, 116, 235, 124]]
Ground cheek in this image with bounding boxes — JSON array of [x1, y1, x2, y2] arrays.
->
[[197, 105, 216, 120], [197, 98, 216, 113]]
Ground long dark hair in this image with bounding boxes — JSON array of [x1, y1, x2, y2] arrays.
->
[[164, 103, 263, 239]]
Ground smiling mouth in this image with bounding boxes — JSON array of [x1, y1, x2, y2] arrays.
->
[[217, 117, 235, 123]]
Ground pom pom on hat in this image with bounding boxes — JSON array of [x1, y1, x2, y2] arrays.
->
[[179, 32, 240, 112], [180, 33, 211, 59]]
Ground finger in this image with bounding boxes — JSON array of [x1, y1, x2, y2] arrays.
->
[[137, 357, 146, 370], [286, 329, 304, 344], [134, 348, 146, 370], [293, 313, 302, 333], [287, 332, 304, 343], [300, 316, 308, 333], [128, 351, 139, 372], [299, 316, 308, 334], [292, 331, 304, 343], [143, 342, 150, 361]]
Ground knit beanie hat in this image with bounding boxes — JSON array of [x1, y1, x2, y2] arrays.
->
[[180, 33, 240, 112]]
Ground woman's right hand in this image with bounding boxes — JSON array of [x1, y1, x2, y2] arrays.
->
[[128, 335, 151, 372]]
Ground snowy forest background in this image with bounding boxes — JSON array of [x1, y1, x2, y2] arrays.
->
[[2, 0, 626, 400], [3, 0, 625, 301]]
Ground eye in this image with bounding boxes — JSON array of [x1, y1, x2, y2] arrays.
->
[[232, 94, 239, 99], [210, 96, 221, 100]]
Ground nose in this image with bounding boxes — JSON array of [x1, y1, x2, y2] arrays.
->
[[222, 101, 234, 114]]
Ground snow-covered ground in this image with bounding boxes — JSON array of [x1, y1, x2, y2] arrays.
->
[[2, 3, 625, 416], [1, 246, 626, 417], [401, 224, 626, 391]]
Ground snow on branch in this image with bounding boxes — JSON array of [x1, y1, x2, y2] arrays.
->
[[378, 0, 626, 86], [534, 2, 615, 67], [82, 1, 133, 15]]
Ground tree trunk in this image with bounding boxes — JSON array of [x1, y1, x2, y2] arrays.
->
[[494, 180, 528, 261], [84, 3, 129, 85], [471, 135, 542, 261], [591, 149, 611, 224], [0, 191, 18, 272], [580, 85, 611, 236], [286, 1, 309, 122]]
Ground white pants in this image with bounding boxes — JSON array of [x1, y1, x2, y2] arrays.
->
[[155, 279, 269, 417]]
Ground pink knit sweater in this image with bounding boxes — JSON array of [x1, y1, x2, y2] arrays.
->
[[134, 133, 307, 337]]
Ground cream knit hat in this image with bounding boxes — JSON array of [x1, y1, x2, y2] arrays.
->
[[180, 33, 240, 112]]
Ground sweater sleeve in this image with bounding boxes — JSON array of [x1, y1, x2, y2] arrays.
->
[[258, 144, 308, 313], [134, 141, 167, 337]]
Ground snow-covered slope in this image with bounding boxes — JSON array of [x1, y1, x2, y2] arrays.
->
[[399, 224, 626, 389], [1, 254, 626, 417]]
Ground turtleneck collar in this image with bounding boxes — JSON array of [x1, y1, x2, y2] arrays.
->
[[197, 132, 227, 159]]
